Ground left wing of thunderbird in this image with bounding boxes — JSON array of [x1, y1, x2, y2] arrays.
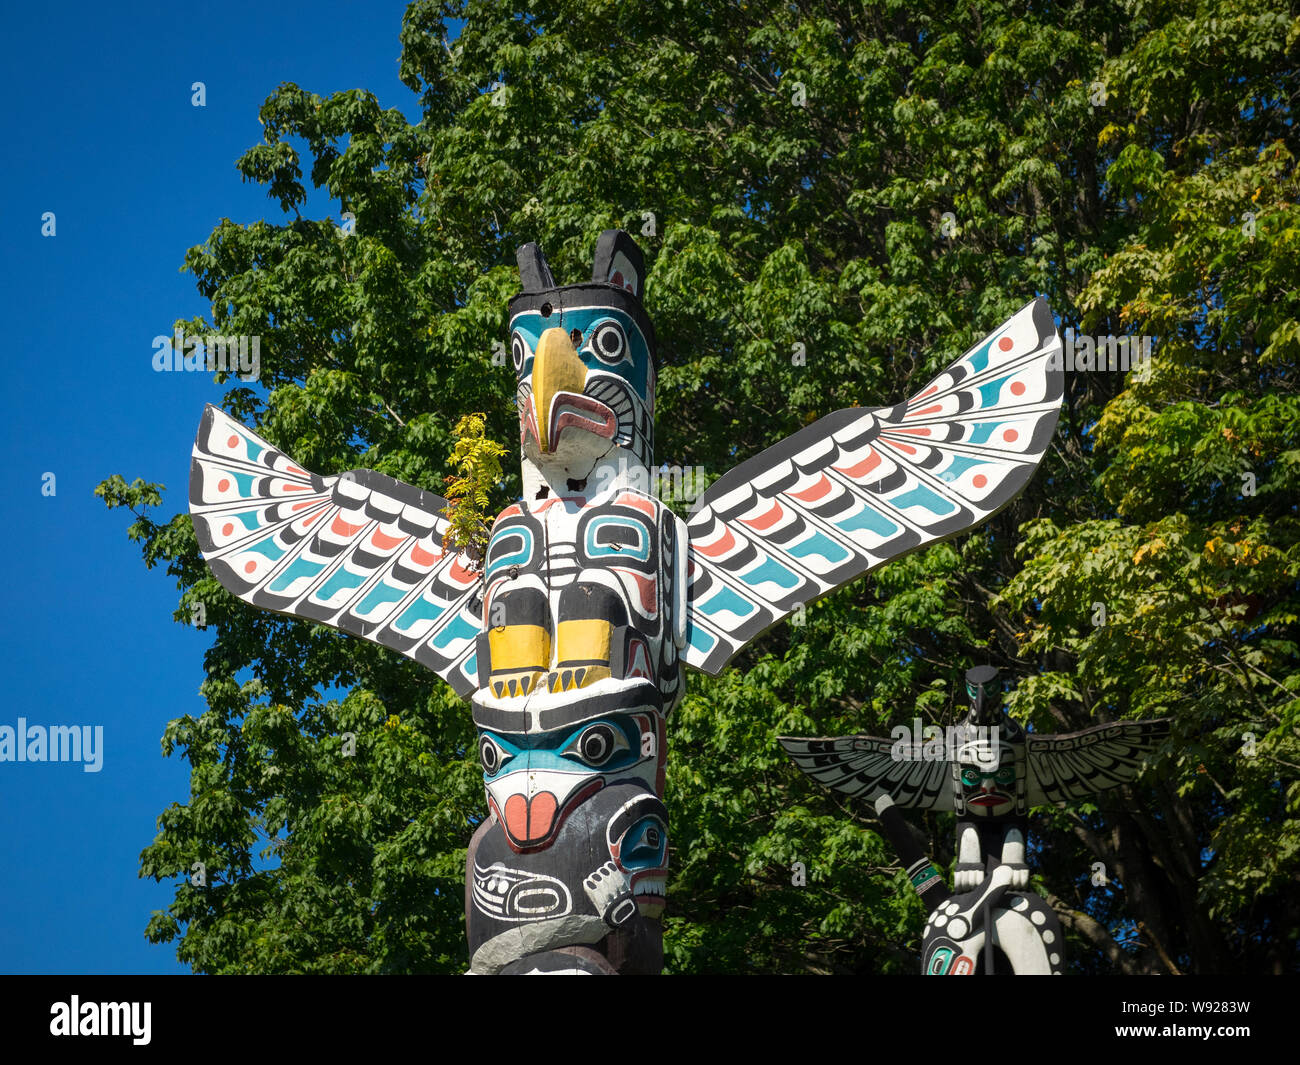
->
[[188, 405, 483, 696]]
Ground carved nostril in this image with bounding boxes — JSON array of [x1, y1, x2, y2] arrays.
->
[[569, 327, 582, 346]]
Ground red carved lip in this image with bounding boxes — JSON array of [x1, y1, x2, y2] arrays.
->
[[969, 795, 1010, 807], [546, 391, 617, 452], [489, 778, 605, 854]]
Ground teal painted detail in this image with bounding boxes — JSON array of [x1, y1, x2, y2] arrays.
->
[[700, 585, 755, 620], [237, 430, 265, 463], [686, 623, 717, 655], [269, 556, 324, 592], [226, 468, 257, 496], [744, 557, 800, 590], [586, 514, 650, 562], [393, 594, 447, 633], [836, 502, 897, 536], [432, 612, 480, 650], [938, 455, 987, 482], [977, 374, 1012, 407], [358, 580, 407, 615], [315, 566, 364, 601], [966, 422, 999, 445], [249, 537, 286, 562], [485, 526, 534, 583], [965, 338, 992, 375], [236, 509, 264, 531], [788, 529, 851, 563], [891, 483, 958, 515]]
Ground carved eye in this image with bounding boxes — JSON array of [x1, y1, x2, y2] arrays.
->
[[562, 723, 629, 767], [511, 332, 527, 374], [591, 322, 627, 364], [961, 768, 981, 786], [480, 735, 511, 776], [995, 767, 1015, 786]]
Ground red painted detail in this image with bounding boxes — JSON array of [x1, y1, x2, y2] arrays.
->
[[894, 426, 933, 436], [550, 392, 617, 452], [790, 474, 833, 502], [222, 522, 234, 537], [410, 542, 442, 567], [627, 639, 653, 680], [834, 449, 881, 479], [882, 438, 918, 455], [217, 478, 230, 492], [617, 492, 657, 518], [370, 528, 405, 551], [331, 515, 365, 537], [972, 474, 988, 489], [611, 270, 625, 287], [227, 435, 239, 449], [1010, 381, 1026, 396], [697, 527, 737, 558], [287, 466, 307, 477], [998, 336, 1014, 351], [952, 956, 975, 975], [741, 500, 784, 532], [914, 384, 939, 400], [499, 503, 523, 519], [499, 779, 605, 853], [291, 500, 315, 511], [621, 571, 658, 614], [282, 483, 310, 492], [302, 511, 323, 527], [909, 403, 943, 418], [1003, 429, 1019, 443], [244, 560, 257, 574]]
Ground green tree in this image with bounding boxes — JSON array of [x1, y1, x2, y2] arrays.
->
[[104, 0, 1299, 973]]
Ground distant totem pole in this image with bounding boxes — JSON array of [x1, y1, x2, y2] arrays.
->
[[782, 666, 1170, 974], [188, 229, 1065, 973]]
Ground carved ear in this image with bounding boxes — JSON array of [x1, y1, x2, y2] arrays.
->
[[591, 229, 645, 299], [516, 242, 556, 292]]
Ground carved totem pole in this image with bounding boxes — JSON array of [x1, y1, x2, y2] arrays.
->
[[188, 229, 1065, 973], [782, 666, 1170, 974]]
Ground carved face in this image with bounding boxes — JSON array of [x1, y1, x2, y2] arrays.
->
[[477, 703, 666, 852], [507, 231, 657, 471], [959, 762, 1018, 817], [510, 298, 656, 468]]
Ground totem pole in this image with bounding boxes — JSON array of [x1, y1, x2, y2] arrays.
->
[[188, 229, 1065, 973], [781, 666, 1170, 974]]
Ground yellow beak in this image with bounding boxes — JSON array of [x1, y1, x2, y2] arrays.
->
[[533, 327, 587, 453]]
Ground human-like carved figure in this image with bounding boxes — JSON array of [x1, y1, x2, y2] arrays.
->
[[782, 666, 1170, 974]]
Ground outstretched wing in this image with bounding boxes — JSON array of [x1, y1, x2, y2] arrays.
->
[[778, 735, 953, 810], [683, 298, 1063, 674], [1026, 720, 1169, 805], [188, 405, 483, 697]]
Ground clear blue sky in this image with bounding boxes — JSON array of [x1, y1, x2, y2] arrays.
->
[[0, 0, 442, 974]]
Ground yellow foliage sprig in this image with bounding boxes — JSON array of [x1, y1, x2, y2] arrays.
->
[[441, 413, 508, 568]]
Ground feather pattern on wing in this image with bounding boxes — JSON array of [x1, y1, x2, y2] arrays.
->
[[778, 735, 953, 810], [682, 298, 1064, 674], [1026, 719, 1170, 805], [188, 405, 482, 696]]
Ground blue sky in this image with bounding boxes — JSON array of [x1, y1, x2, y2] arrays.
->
[[0, 0, 440, 974]]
